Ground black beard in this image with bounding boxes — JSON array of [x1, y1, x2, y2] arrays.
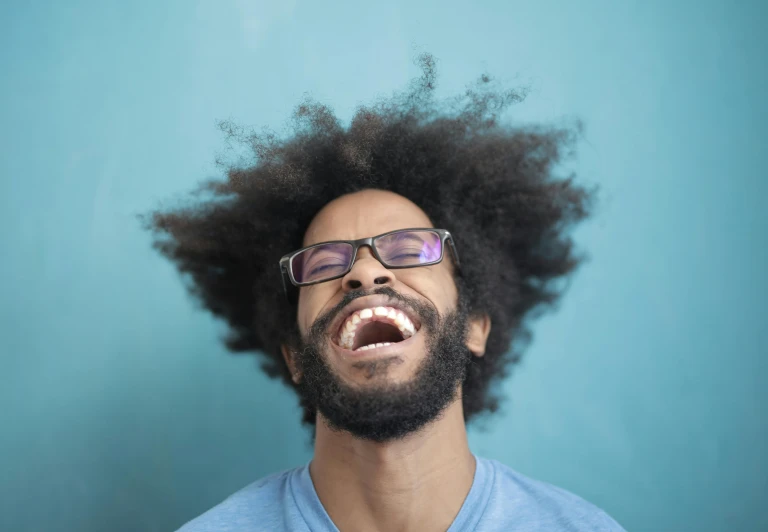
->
[[294, 286, 472, 443]]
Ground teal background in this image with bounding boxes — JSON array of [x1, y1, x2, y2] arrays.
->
[[1, 1, 766, 530]]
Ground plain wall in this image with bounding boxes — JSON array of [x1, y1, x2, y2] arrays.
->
[[1, 0, 766, 530]]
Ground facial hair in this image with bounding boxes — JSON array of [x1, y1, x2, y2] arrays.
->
[[294, 286, 472, 443]]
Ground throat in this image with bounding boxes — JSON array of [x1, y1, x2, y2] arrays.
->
[[309, 437, 476, 532], [352, 322, 405, 350]]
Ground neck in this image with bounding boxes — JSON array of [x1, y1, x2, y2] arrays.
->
[[309, 397, 476, 532]]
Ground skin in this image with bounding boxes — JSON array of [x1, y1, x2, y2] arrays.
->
[[281, 189, 492, 532]]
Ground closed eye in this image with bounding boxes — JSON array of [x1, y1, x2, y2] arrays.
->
[[308, 260, 348, 276]]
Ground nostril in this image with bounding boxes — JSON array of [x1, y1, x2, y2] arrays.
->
[[373, 276, 390, 285], [347, 280, 362, 289]]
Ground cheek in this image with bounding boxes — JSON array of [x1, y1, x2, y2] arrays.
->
[[399, 266, 458, 310], [296, 293, 316, 334], [296, 284, 337, 333], [433, 275, 459, 309]]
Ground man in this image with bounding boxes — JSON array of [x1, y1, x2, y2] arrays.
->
[[144, 55, 624, 531]]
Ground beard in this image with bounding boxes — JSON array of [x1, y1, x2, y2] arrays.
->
[[293, 286, 472, 443]]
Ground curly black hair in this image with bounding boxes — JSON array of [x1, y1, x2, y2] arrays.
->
[[140, 54, 596, 426]]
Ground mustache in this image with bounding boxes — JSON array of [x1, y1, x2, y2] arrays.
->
[[308, 286, 438, 342]]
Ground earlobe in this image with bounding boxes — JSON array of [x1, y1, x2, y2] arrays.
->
[[466, 313, 492, 357], [280, 344, 301, 384]]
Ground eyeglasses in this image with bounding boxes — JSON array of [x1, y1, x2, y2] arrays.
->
[[279, 228, 461, 295]]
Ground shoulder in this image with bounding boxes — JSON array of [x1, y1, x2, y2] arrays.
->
[[481, 458, 625, 531], [175, 468, 300, 532]]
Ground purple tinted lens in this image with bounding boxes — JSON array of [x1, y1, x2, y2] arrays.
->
[[375, 230, 442, 266], [291, 242, 354, 283]]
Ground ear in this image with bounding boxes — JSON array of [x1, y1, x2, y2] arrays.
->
[[281, 344, 301, 384], [465, 313, 492, 357]]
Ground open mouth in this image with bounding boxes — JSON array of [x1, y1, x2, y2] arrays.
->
[[335, 306, 420, 352]]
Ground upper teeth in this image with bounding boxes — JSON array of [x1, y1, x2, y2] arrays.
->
[[338, 306, 417, 351]]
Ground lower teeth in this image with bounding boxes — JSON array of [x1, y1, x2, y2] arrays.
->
[[355, 342, 392, 352]]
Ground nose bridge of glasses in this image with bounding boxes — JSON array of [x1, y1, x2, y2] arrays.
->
[[345, 240, 395, 290], [350, 240, 378, 266]]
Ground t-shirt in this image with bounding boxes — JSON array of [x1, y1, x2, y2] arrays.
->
[[177, 456, 625, 531]]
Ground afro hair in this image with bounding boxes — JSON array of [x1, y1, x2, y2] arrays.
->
[[140, 54, 596, 426]]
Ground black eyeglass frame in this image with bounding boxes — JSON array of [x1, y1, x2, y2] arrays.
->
[[279, 228, 461, 298]]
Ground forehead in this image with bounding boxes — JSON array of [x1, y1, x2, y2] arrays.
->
[[303, 189, 434, 246]]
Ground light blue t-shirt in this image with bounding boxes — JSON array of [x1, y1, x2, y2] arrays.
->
[[177, 456, 624, 531]]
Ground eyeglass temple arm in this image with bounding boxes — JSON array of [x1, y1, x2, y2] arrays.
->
[[445, 236, 461, 269], [280, 260, 296, 303]]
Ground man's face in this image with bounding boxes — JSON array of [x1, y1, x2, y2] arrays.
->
[[285, 189, 485, 441], [297, 189, 460, 384]]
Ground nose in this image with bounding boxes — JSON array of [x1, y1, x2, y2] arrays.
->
[[341, 245, 393, 291]]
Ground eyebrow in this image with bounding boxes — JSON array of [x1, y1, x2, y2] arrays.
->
[[381, 232, 427, 244], [302, 247, 325, 264], [302, 243, 348, 264]]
